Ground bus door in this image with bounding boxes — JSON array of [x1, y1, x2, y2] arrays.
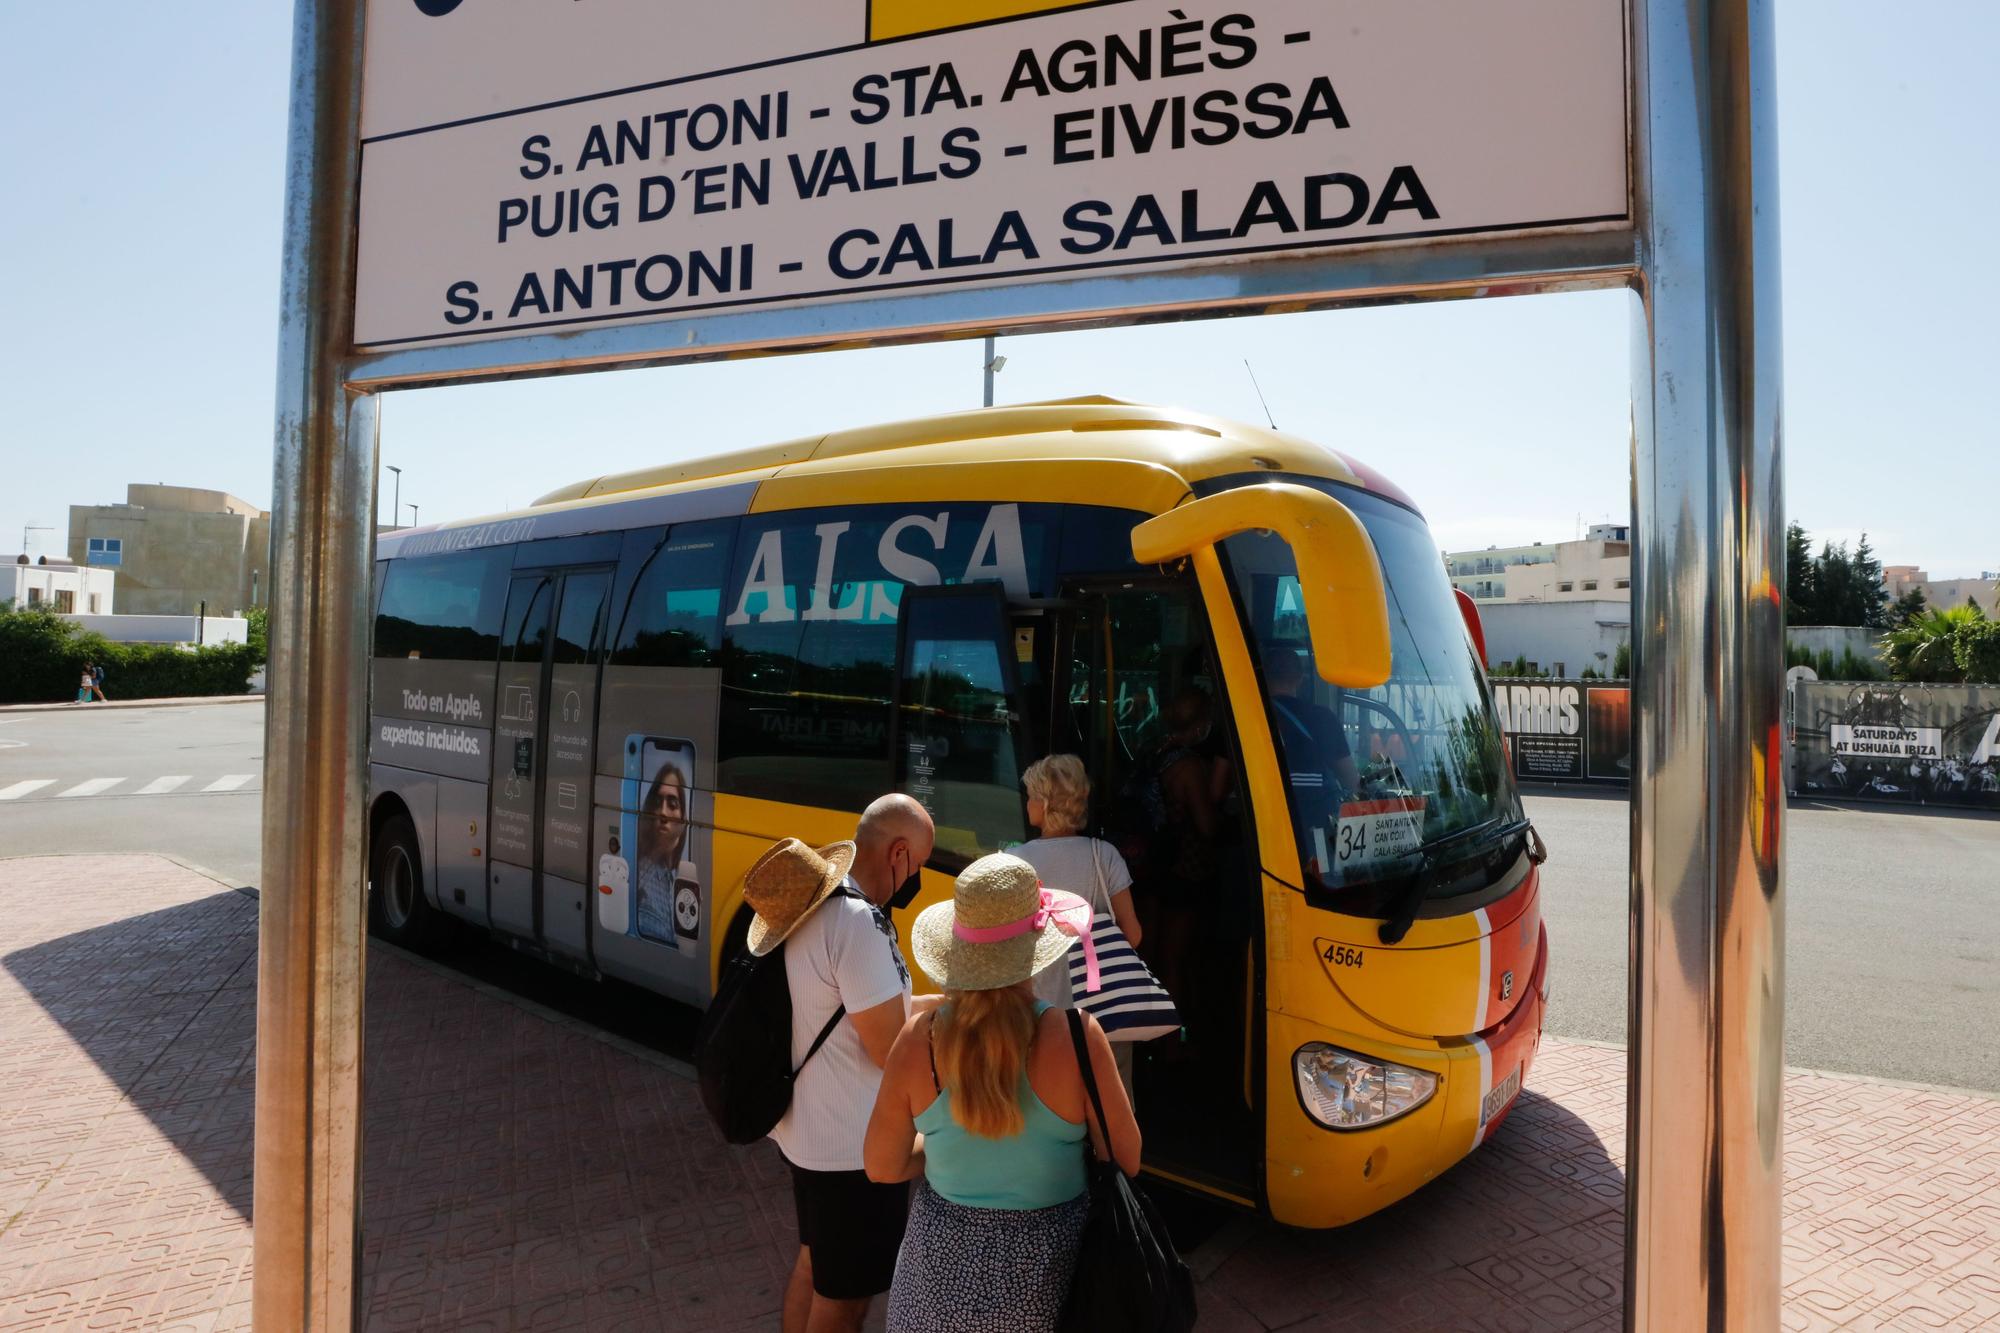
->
[[488, 566, 612, 962], [1059, 576, 1263, 1205]]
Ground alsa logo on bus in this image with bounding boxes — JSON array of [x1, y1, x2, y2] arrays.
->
[[726, 505, 1030, 625]]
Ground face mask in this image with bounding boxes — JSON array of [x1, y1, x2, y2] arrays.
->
[[889, 856, 923, 911]]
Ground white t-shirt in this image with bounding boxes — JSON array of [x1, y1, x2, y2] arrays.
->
[[1014, 837, 1132, 1008], [768, 883, 912, 1171]]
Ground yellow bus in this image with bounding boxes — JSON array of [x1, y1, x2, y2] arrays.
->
[[366, 395, 1547, 1227]]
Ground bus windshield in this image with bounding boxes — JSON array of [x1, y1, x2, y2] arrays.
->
[[1221, 479, 1523, 911]]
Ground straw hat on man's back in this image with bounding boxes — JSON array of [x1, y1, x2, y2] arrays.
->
[[743, 837, 856, 956]]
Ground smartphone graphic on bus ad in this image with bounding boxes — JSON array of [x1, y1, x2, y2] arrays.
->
[[607, 735, 702, 953]]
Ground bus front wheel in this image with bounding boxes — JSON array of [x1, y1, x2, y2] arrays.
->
[[369, 811, 438, 949]]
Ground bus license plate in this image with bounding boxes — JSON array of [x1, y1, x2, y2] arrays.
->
[[1481, 1065, 1522, 1127]]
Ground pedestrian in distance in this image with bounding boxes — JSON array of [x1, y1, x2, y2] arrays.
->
[[758, 793, 935, 1333], [75, 665, 95, 704], [866, 851, 1141, 1333], [90, 661, 107, 702]]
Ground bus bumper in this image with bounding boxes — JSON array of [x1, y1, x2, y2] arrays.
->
[[1264, 924, 1549, 1229]]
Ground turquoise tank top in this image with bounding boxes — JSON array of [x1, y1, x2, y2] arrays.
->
[[916, 1003, 1088, 1210]]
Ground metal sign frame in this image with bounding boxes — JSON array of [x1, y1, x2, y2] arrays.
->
[[255, 1, 1783, 1327]]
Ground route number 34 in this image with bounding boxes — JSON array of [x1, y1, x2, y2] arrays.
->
[[1322, 943, 1365, 969]]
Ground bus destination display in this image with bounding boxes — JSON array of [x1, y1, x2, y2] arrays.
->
[[354, 0, 1629, 349]]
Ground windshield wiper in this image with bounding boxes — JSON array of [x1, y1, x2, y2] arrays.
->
[[1374, 816, 1532, 946]]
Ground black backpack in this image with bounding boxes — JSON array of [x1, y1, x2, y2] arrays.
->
[[694, 907, 851, 1146]]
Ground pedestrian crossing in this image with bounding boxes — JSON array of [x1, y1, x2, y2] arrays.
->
[[0, 774, 260, 802]]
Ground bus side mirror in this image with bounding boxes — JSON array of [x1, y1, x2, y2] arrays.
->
[[1455, 589, 1489, 667], [1131, 483, 1392, 689]]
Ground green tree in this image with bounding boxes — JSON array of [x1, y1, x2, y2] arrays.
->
[[1612, 640, 1631, 678], [1881, 604, 1986, 683], [1784, 522, 1818, 624], [1812, 541, 1858, 625], [1889, 585, 1928, 626], [1851, 534, 1890, 629], [1955, 618, 2000, 684], [244, 605, 269, 665]]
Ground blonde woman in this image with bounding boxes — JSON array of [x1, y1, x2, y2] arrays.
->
[[1017, 755, 1143, 990], [865, 853, 1141, 1333]]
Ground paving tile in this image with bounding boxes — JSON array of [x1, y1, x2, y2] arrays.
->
[[8, 853, 2000, 1331]]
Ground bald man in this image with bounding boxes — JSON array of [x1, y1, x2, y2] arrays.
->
[[775, 793, 934, 1333]]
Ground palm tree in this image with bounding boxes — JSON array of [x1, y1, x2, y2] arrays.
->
[[1880, 603, 1987, 683]]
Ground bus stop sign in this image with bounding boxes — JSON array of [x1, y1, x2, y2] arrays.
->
[[355, 0, 1627, 355]]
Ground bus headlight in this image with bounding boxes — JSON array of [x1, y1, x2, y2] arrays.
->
[[1293, 1043, 1438, 1130]]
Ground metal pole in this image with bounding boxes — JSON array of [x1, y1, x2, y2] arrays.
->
[[1627, 0, 1785, 1327], [387, 465, 401, 531], [254, 1, 372, 1329], [982, 335, 996, 407]]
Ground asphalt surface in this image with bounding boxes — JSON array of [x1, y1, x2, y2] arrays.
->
[[0, 704, 265, 887], [1530, 786, 2000, 1092], [4, 703, 1997, 1091]]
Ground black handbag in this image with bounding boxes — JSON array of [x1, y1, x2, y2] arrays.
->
[[1059, 1009, 1198, 1333]]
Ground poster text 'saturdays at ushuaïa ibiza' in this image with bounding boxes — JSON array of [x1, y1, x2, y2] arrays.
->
[[354, 0, 1630, 349]]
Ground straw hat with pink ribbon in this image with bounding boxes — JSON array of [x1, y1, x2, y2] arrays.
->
[[911, 851, 1100, 993]]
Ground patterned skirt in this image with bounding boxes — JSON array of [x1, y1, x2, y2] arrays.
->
[[886, 1179, 1092, 1333]]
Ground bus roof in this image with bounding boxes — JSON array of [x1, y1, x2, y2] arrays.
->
[[381, 397, 1418, 556]]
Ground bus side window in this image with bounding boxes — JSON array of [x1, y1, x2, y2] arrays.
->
[[374, 546, 514, 661], [893, 585, 1028, 864], [717, 513, 899, 809], [609, 520, 735, 668]]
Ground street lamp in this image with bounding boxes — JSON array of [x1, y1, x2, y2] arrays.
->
[[385, 465, 402, 529], [982, 338, 1006, 407], [405, 503, 419, 527]]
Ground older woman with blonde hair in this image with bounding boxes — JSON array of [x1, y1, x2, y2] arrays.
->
[[1016, 754, 1143, 973], [1015, 754, 1144, 1096]]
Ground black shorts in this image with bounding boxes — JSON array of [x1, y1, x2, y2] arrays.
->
[[789, 1164, 910, 1300]]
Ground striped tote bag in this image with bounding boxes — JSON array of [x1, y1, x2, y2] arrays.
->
[[1067, 840, 1180, 1042], [1068, 916, 1180, 1041]]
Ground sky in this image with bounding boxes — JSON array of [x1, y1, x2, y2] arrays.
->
[[1, 2, 1993, 578]]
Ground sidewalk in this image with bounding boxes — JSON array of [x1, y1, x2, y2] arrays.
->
[[2, 855, 1997, 1331], [0, 696, 264, 715]]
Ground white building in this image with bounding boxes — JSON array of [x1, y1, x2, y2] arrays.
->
[[1446, 524, 1632, 603], [1883, 565, 1999, 616], [5, 556, 116, 615]]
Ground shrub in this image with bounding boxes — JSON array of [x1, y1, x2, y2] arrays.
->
[[0, 603, 256, 704], [1954, 618, 2000, 684]]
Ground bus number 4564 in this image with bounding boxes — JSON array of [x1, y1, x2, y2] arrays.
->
[[1322, 944, 1364, 969]]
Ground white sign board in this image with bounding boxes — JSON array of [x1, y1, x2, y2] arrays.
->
[[1829, 725, 1944, 761], [356, 0, 1629, 351]]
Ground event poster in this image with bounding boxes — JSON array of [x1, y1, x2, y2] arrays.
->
[[1792, 683, 2000, 810], [1586, 686, 1631, 782]]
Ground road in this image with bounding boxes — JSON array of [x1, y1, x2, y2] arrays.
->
[[4, 703, 1997, 1090], [1529, 786, 2000, 1092], [0, 704, 265, 887]]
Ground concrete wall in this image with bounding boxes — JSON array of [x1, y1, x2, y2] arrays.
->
[[4, 561, 116, 614], [1477, 599, 1631, 678], [1787, 624, 1885, 667], [67, 484, 270, 617], [60, 614, 249, 646]]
